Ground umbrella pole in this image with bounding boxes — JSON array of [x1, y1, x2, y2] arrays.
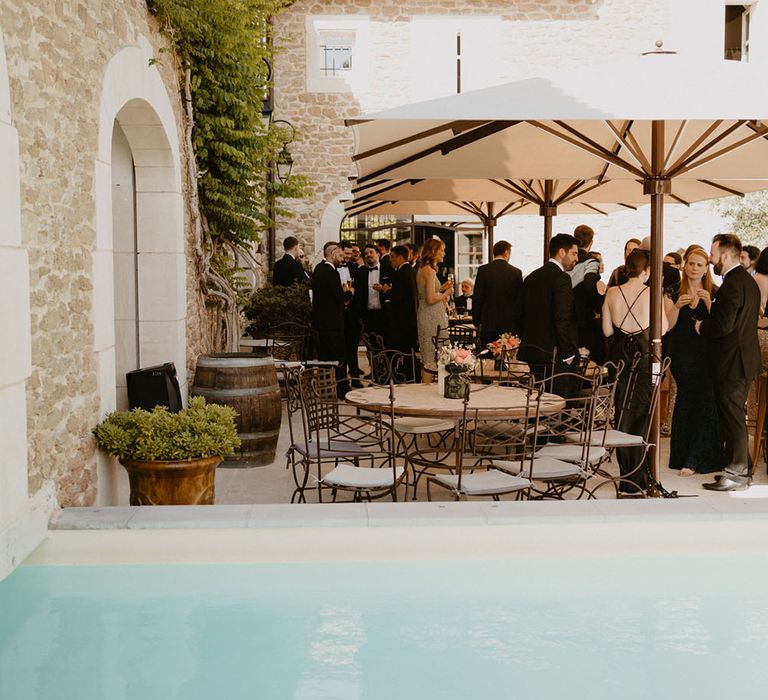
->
[[486, 205, 496, 261], [542, 180, 554, 262], [646, 119, 670, 495], [542, 212, 553, 262]]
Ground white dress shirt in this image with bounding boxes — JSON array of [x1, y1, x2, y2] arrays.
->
[[367, 265, 381, 310]]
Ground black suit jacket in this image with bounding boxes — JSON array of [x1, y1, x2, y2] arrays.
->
[[379, 253, 393, 279], [312, 261, 348, 331], [699, 264, 761, 382], [515, 261, 579, 364], [272, 253, 307, 287], [471, 259, 523, 337], [388, 263, 418, 330]]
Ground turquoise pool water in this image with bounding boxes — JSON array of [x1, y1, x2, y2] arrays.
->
[[2, 555, 768, 699]]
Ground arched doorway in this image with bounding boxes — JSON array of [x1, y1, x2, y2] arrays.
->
[[94, 42, 186, 503]]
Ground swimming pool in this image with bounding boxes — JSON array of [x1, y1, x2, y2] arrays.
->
[[2, 554, 768, 699], [3, 499, 768, 699]]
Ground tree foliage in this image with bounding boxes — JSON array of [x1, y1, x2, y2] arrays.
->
[[147, 0, 310, 247], [715, 191, 768, 249]]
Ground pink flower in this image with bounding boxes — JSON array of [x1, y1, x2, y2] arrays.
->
[[454, 348, 470, 361]]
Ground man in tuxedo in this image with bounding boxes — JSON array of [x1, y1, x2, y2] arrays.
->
[[312, 241, 352, 395], [515, 233, 580, 394], [695, 233, 761, 491], [386, 245, 418, 358], [375, 238, 394, 278], [272, 236, 308, 287], [471, 240, 523, 349], [340, 242, 361, 385], [353, 244, 390, 344]]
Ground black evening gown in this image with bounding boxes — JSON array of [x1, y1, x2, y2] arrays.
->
[[607, 327, 651, 493], [667, 302, 725, 473]]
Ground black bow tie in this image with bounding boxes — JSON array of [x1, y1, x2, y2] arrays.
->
[[370, 266, 378, 270]]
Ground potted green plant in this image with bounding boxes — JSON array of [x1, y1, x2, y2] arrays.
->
[[94, 397, 240, 505]]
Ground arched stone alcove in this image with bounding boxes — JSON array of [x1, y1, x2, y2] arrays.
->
[[94, 39, 186, 504]]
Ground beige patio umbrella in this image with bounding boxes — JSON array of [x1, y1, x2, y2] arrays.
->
[[346, 175, 768, 260], [343, 180, 629, 257], [346, 48, 768, 482]]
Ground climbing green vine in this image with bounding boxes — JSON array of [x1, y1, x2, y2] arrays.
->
[[146, 0, 311, 348]]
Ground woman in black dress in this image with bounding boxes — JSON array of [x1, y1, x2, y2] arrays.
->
[[603, 249, 668, 494], [665, 245, 724, 475]]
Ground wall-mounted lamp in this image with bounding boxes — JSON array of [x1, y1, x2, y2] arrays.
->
[[271, 119, 296, 183]]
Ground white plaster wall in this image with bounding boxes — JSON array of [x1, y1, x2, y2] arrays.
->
[[0, 25, 47, 581], [93, 39, 187, 505]]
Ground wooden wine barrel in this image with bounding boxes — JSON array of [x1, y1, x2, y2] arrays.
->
[[191, 353, 282, 468]]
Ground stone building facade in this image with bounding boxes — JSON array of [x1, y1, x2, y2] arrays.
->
[[0, 1, 209, 579], [272, 0, 768, 277]]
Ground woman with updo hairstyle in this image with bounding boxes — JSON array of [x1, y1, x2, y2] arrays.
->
[[665, 245, 724, 475], [602, 248, 668, 495], [416, 238, 453, 382]]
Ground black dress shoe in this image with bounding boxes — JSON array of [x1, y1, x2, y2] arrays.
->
[[702, 475, 751, 492]]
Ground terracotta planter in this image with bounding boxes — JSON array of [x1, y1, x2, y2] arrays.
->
[[120, 456, 221, 505]]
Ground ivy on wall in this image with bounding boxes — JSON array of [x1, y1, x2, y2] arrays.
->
[[146, 0, 311, 348]]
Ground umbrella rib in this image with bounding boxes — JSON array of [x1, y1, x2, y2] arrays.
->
[[439, 120, 521, 155], [618, 202, 638, 210], [351, 178, 392, 194], [345, 200, 396, 216], [557, 179, 610, 205], [452, 201, 485, 217], [623, 124, 654, 174], [582, 203, 609, 215], [352, 121, 485, 162], [666, 120, 742, 176], [670, 123, 768, 178], [698, 179, 746, 197], [529, 120, 645, 178], [664, 120, 723, 174], [553, 179, 588, 204], [596, 122, 632, 183], [668, 194, 690, 206], [604, 120, 652, 173], [496, 200, 527, 217], [556, 119, 648, 175], [356, 121, 518, 184], [518, 179, 543, 202], [494, 179, 538, 202], [663, 120, 688, 171], [350, 179, 423, 201]]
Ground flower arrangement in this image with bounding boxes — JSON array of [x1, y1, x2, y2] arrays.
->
[[438, 343, 477, 373], [487, 333, 521, 359]]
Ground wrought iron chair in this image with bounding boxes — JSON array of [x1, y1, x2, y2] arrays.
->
[[586, 354, 671, 498], [426, 376, 543, 501], [294, 366, 406, 502], [492, 370, 602, 499], [364, 347, 455, 498], [265, 321, 311, 361]]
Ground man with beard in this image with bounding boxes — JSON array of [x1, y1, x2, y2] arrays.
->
[[515, 233, 580, 394], [695, 233, 761, 491]]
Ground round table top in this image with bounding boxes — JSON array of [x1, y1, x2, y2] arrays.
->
[[345, 383, 565, 418]]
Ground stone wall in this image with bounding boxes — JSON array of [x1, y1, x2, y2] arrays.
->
[[273, 0, 680, 263], [0, 0, 207, 507]]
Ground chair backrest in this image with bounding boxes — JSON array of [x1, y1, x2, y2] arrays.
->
[[361, 330, 385, 354], [266, 321, 311, 361], [589, 360, 623, 446], [448, 323, 477, 349], [455, 376, 544, 491], [536, 370, 601, 469], [431, 325, 452, 363], [368, 348, 420, 385], [516, 343, 557, 389], [297, 366, 340, 438]]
